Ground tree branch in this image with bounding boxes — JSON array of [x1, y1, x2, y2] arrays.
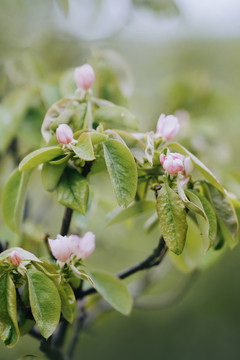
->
[[60, 207, 73, 236], [78, 235, 168, 299]]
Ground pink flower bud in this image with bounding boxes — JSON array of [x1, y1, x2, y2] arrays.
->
[[48, 235, 72, 262], [74, 64, 95, 91], [184, 156, 193, 176], [56, 124, 74, 145], [10, 251, 22, 266], [156, 114, 180, 141], [69, 232, 95, 260], [160, 152, 184, 175]]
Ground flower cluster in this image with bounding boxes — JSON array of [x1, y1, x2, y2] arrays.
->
[[48, 232, 95, 263]]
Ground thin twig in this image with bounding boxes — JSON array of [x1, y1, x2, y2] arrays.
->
[[78, 235, 168, 299], [60, 208, 73, 236]]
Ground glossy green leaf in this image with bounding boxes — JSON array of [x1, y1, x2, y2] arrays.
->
[[26, 269, 61, 339], [41, 161, 67, 192], [90, 271, 133, 315], [168, 142, 225, 193], [116, 130, 145, 164], [207, 183, 239, 247], [33, 262, 76, 323], [103, 139, 137, 207], [19, 147, 64, 171], [71, 133, 95, 161], [2, 169, 31, 233], [107, 200, 155, 226], [186, 189, 217, 247], [0, 247, 41, 262], [57, 167, 89, 214], [156, 183, 187, 255], [0, 273, 19, 347], [93, 105, 138, 130]]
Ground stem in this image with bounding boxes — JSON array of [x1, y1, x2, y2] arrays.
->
[[60, 208, 73, 236], [78, 235, 168, 299], [67, 301, 87, 358]]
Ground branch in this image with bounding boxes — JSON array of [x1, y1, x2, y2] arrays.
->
[[60, 207, 73, 236], [78, 235, 168, 299], [67, 301, 87, 358]]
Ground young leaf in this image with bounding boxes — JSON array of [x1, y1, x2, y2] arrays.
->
[[168, 142, 225, 194], [26, 269, 61, 339], [41, 161, 67, 192], [57, 167, 89, 214], [0, 273, 19, 347], [0, 247, 41, 262], [2, 169, 31, 233], [207, 183, 239, 247], [71, 133, 95, 161], [88, 132, 107, 145], [103, 139, 137, 207], [19, 147, 64, 171], [107, 200, 155, 226], [115, 130, 146, 163], [93, 105, 138, 130], [177, 178, 206, 219], [90, 271, 133, 315], [33, 262, 76, 323], [186, 189, 217, 247], [156, 183, 187, 255]]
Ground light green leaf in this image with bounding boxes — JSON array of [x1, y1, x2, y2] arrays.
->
[[19, 147, 64, 171], [177, 178, 206, 219], [0, 247, 41, 262], [0, 273, 19, 347], [41, 161, 67, 192], [90, 271, 133, 315], [26, 269, 61, 339], [186, 189, 217, 247], [2, 169, 31, 233], [107, 200, 155, 226], [71, 133, 95, 161], [156, 183, 187, 255], [57, 167, 89, 214], [88, 132, 107, 145], [116, 130, 146, 163], [207, 183, 239, 247], [103, 139, 137, 207], [93, 105, 138, 130], [168, 142, 225, 194], [33, 262, 76, 323]]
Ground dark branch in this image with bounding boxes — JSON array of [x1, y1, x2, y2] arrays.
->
[[60, 207, 73, 236], [78, 235, 168, 299]]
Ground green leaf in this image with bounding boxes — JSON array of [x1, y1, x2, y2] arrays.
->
[[156, 183, 187, 255], [2, 169, 31, 233], [90, 271, 133, 315], [186, 189, 217, 247], [207, 183, 239, 247], [41, 161, 67, 192], [0, 247, 41, 262], [71, 133, 95, 161], [93, 105, 138, 130], [116, 130, 145, 163], [168, 142, 225, 194], [177, 178, 206, 219], [26, 269, 61, 339], [107, 200, 155, 226], [33, 262, 76, 323], [57, 167, 89, 214], [88, 132, 107, 145], [103, 139, 137, 207], [0, 273, 19, 347], [19, 147, 64, 171]]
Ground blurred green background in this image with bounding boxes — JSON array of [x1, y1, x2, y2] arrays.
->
[[1, 0, 240, 359]]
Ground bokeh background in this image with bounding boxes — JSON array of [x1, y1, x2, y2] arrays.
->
[[1, 0, 240, 359]]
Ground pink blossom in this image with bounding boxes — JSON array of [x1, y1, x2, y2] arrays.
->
[[156, 114, 180, 141], [69, 232, 95, 260], [10, 251, 22, 266], [160, 152, 184, 175], [48, 235, 72, 262], [56, 124, 74, 145], [74, 64, 95, 91]]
